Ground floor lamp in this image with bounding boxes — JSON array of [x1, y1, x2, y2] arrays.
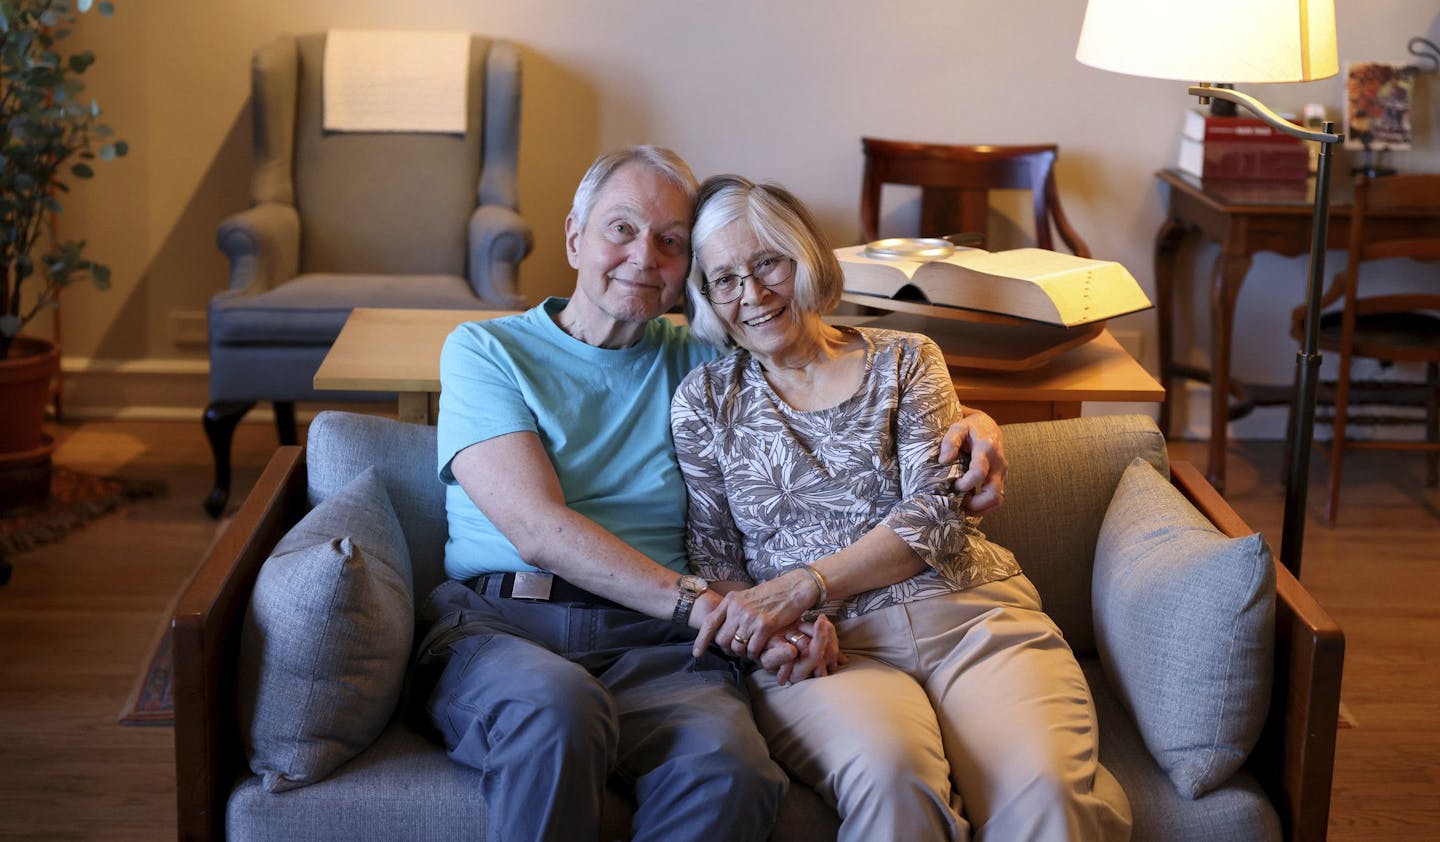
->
[[1075, 0, 1342, 577]]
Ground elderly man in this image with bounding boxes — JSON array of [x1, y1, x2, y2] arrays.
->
[[413, 146, 1008, 842]]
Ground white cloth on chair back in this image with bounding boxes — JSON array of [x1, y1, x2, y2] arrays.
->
[[322, 29, 469, 133]]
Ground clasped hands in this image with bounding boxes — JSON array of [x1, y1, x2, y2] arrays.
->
[[690, 570, 847, 686], [685, 409, 1008, 683]]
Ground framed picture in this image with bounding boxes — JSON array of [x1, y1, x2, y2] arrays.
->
[[1344, 60, 1420, 151]]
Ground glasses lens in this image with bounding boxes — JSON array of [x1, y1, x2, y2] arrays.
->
[[706, 278, 742, 304], [704, 257, 791, 304], [759, 257, 793, 286]]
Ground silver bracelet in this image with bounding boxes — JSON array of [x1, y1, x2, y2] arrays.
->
[[799, 565, 829, 608]]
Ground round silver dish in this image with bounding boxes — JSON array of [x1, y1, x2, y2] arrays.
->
[[863, 237, 955, 260]]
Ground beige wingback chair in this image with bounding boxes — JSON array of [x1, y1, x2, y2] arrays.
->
[[203, 32, 533, 517]]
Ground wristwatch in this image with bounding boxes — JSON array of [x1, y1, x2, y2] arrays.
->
[[672, 574, 709, 625]]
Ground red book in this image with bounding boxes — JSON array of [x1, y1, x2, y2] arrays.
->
[[1183, 110, 1302, 145], [1177, 137, 1309, 181]]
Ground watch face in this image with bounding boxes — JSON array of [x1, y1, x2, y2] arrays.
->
[[680, 575, 707, 594]]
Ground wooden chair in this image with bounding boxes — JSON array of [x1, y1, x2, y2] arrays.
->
[[1288, 172, 1440, 522], [860, 138, 1091, 256]]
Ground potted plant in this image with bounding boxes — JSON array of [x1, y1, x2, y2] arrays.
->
[[1, 0, 125, 507]]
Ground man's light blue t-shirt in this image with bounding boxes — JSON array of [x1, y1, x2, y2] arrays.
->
[[437, 297, 719, 582]]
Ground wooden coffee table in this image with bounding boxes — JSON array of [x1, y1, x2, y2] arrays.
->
[[315, 308, 1164, 425]]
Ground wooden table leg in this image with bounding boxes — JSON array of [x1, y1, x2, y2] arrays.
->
[[1050, 401, 1082, 420], [1207, 248, 1253, 492], [397, 392, 434, 425], [1154, 217, 1190, 437]]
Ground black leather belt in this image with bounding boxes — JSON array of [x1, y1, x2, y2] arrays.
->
[[472, 571, 623, 610]]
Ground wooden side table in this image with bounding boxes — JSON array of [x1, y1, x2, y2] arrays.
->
[[1153, 169, 1440, 491]]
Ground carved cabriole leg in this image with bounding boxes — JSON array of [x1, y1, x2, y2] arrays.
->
[[202, 400, 254, 518], [1208, 248, 1253, 493], [1324, 342, 1354, 524], [1153, 217, 1190, 437]]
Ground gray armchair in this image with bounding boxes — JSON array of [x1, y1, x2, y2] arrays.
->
[[203, 32, 532, 517]]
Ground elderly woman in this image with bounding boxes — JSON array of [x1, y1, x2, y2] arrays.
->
[[670, 175, 1131, 841]]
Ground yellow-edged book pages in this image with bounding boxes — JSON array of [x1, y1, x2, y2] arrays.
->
[[836, 245, 1152, 327]]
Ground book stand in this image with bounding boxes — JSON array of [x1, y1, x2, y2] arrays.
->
[[840, 294, 1104, 372]]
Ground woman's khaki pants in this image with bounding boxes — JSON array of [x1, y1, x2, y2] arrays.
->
[[748, 575, 1132, 842]]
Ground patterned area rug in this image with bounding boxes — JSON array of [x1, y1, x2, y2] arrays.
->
[[119, 598, 179, 726], [118, 516, 232, 726], [0, 467, 165, 557], [120, 615, 176, 726]]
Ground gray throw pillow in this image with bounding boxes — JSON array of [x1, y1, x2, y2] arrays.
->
[[1093, 458, 1275, 799], [238, 466, 413, 793]]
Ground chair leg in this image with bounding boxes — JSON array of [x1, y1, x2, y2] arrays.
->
[[203, 400, 254, 519], [274, 401, 298, 447], [1427, 362, 1439, 488], [1326, 355, 1352, 524]]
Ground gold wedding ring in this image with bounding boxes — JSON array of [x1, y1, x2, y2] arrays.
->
[[733, 631, 750, 644], [785, 632, 805, 646]]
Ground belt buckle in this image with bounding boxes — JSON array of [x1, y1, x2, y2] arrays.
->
[[510, 571, 555, 601]]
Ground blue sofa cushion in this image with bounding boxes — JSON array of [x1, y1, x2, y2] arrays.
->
[[978, 414, 1169, 658], [1084, 661, 1280, 840], [1093, 458, 1276, 799], [307, 411, 449, 600], [227, 718, 840, 842], [238, 466, 414, 792]]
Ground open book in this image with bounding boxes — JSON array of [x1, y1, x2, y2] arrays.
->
[[836, 245, 1152, 327]]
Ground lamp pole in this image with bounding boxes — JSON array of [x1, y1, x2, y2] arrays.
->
[[1189, 84, 1341, 576]]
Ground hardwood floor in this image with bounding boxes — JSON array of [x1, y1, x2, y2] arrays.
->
[[0, 419, 291, 842], [0, 417, 1436, 840]]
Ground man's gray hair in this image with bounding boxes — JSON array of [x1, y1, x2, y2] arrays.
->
[[569, 146, 699, 231]]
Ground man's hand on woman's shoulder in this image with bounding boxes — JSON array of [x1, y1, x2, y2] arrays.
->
[[939, 408, 1008, 514]]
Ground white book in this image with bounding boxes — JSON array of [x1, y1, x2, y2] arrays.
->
[[837, 245, 1152, 327]]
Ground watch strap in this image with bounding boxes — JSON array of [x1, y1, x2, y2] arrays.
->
[[672, 576, 706, 625]]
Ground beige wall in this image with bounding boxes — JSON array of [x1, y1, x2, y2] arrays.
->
[[46, 0, 1440, 433]]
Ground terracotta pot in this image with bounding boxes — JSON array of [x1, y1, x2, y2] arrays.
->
[[0, 335, 60, 456], [0, 337, 59, 512]]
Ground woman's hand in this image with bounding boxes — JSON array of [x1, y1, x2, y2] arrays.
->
[[692, 570, 818, 661], [758, 616, 846, 684]]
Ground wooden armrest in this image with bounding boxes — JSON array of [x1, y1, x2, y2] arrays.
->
[[172, 446, 308, 842], [1170, 460, 1345, 842]]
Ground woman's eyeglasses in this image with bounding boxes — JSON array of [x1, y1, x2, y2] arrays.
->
[[701, 256, 795, 304]]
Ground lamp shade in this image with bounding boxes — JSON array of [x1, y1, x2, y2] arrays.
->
[[1075, 0, 1338, 84]]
